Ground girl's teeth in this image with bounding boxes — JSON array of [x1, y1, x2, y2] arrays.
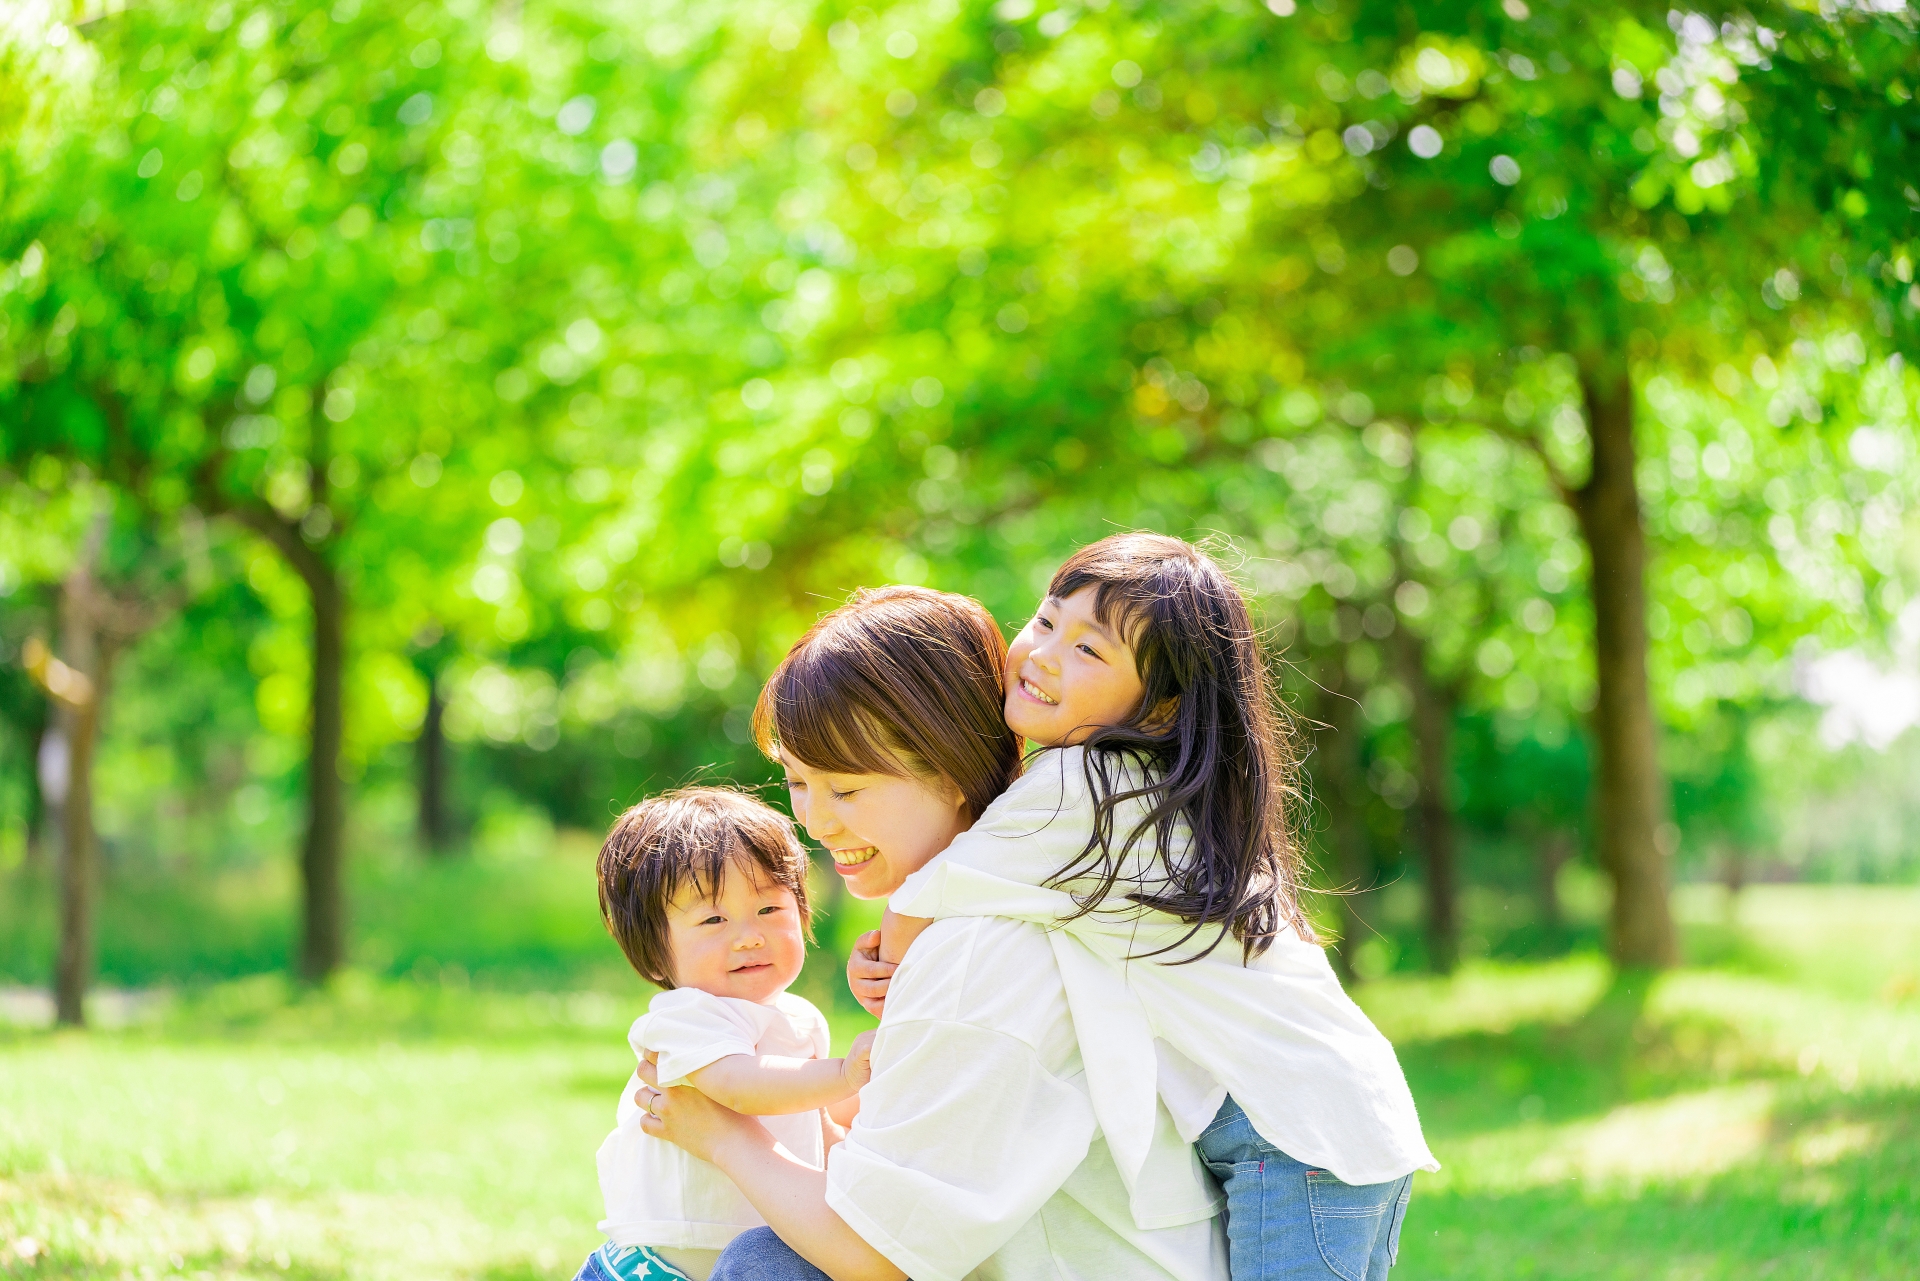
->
[[831, 847, 878, 866], [1025, 680, 1058, 705]]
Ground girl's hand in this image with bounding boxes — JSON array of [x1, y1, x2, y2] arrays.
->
[[634, 1055, 771, 1166], [847, 931, 896, 1018]]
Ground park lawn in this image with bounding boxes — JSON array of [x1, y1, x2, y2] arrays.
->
[[2, 885, 1917, 1280]]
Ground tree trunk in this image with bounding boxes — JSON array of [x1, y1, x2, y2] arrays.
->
[[1539, 831, 1571, 935], [49, 533, 108, 1028], [418, 669, 450, 854], [1316, 641, 1371, 985], [1569, 368, 1677, 969], [1397, 632, 1459, 975], [239, 509, 348, 982], [303, 562, 347, 980]]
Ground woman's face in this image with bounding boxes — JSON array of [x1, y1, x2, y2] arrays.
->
[[780, 753, 970, 899]]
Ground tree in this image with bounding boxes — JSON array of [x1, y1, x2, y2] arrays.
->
[[20, 496, 182, 1024], [1, 1, 546, 977]]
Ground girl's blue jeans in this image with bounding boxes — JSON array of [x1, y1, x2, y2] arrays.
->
[[1196, 1096, 1413, 1281]]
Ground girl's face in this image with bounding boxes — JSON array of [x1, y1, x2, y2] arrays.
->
[[780, 753, 970, 899], [1005, 586, 1146, 746], [662, 860, 808, 1005]]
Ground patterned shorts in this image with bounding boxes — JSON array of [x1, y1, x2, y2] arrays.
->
[[571, 1242, 695, 1281]]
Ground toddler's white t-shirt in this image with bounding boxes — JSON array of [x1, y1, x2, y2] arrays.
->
[[596, 987, 832, 1251]]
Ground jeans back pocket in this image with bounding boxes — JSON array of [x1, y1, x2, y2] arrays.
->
[[1304, 1170, 1404, 1281]]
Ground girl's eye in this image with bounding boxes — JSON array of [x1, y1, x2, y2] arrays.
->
[[700, 915, 724, 926], [1036, 615, 1054, 630], [829, 788, 858, 801], [1077, 643, 1101, 659], [758, 905, 782, 916]]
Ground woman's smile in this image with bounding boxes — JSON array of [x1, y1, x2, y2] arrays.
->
[[779, 754, 970, 899]]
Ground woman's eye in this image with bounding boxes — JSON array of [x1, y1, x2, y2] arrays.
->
[[829, 788, 858, 801]]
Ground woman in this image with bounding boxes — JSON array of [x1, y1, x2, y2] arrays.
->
[[632, 585, 1226, 1281]]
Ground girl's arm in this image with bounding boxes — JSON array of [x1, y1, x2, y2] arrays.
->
[[638, 1061, 905, 1281], [686, 1031, 874, 1116], [877, 907, 931, 965]]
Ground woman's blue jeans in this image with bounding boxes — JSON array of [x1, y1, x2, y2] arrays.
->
[[710, 1227, 831, 1281], [1196, 1096, 1413, 1281]]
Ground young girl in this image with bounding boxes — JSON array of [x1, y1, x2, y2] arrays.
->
[[870, 533, 1437, 1281], [581, 787, 873, 1281]]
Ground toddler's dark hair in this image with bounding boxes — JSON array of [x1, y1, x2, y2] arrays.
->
[[596, 786, 813, 988], [1045, 532, 1312, 961]]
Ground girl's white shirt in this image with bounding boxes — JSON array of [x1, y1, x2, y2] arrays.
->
[[596, 987, 831, 1251], [889, 745, 1440, 1229]]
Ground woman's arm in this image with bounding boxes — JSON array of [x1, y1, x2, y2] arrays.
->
[[636, 1061, 905, 1281]]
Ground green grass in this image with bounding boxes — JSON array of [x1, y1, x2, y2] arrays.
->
[[2, 885, 1916, 1279]]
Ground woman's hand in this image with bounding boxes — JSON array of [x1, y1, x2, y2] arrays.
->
[[635, 1055, 772, 1166], [847, 931, 896, 1018]]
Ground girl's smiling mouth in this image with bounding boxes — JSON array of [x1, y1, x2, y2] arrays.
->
[[829, 846, 879, 872], [1016, 677, 1059, 706]]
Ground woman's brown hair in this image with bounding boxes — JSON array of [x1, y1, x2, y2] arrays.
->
[[752, 585, 1020, 821]]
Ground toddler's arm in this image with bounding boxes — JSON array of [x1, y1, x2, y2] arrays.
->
[[686, 1029, 874, 1116]]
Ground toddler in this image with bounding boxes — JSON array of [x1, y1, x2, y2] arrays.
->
[[578, 787, 872, 1281]]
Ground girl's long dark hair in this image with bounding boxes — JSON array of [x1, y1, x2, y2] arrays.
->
[[1045, 532, 1312, 962]]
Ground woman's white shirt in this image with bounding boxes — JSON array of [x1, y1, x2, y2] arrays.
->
[[889, 746, 1439, 1217], [597, 988, 831, 1251], [828, 914, 1227, 1281]]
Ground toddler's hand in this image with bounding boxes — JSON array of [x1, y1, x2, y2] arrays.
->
[[847, 930, 896, 1018], [842, 1030, 877, 1091]]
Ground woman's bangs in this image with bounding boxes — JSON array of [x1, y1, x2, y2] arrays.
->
[[761, 649, 911, 780]]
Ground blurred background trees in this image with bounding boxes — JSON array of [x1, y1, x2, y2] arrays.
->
[[1, 0, 1916, 1012]]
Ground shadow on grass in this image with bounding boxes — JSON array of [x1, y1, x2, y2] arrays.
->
[[1397, 1083, 1920, 1280], [1399, 970, 1795, 1139]]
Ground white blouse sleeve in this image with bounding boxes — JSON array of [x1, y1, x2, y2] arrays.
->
[[826, 1016, 1097, 1281], [888, 747, 1097, 920], [631, 989, 763, 1087]]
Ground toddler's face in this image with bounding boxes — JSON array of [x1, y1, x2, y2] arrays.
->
[[1004, 586, 1145, 746], [663, 860, 807, 1004], [781, 754, 970, 900]]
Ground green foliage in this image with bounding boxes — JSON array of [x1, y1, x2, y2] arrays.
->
[[1, 0, 1918, 979]]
